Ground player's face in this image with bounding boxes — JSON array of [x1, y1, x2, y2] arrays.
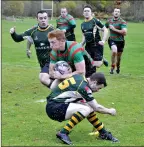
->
[[90, 81, 104, 92], [61, 9, 68, 18], [113, 9, 120, 18], [37, 12, 48, 28], [49, 37, 62, 51], [83, 8, 92, 19]]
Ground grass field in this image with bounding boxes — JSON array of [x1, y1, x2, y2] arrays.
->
[[2, 18, 144, 146]]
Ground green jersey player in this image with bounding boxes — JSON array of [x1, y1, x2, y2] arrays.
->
[[81, 5, 108, 76], [46, 72, 119, 145], [10, 10, 55, 88], [56, 8, 76, 41]]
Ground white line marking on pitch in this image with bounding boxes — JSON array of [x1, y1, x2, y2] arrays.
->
[[35, 99, 46, 103]]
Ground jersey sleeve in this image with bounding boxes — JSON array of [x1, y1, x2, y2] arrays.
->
[[94, 18, 104, 29], [79, 85, 94, 102], [71, 44, 84, 63], [105, 20, 109, 28], [67, 14, 76, 26]]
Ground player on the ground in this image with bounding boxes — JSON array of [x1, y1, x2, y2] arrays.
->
[[56, 7, 76, 41], [10, 10, 55, 88], [105, 8, 127, 74], [46, 72, 119, 145]]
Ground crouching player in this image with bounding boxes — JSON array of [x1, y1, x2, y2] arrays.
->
[[46, 72, 119, 145]]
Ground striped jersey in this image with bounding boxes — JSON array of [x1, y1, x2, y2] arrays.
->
[[105, 17, 127, 41], [47, 74, 94, 103], [81, 17, 104, 43], [50, 41, 94, 71], [56, 14, 76, 37]]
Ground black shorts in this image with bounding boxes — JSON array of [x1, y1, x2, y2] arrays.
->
[[46, 99, 69, 122], [85, 43, 103, 61], [108, 38, 125, 52], [40, 63, 50, 73]]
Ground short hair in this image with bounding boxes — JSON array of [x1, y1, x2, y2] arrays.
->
[[37, 10, 48, 17], [90, 72, 107, 87], [48, 30, 66, 41], [83, 5, 93, 11]]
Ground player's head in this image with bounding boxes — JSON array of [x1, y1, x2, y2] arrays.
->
[[83, 5, 93, 19], [48, 30, 66, 51], [113, 8, 121, 18], [37, 10, 48, 28], [88, 72, 107, 92], [61, 8, 68, 18]]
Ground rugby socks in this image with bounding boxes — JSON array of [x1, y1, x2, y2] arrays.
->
[[87, 111, 106, 134], [60, 112, 85, 134]]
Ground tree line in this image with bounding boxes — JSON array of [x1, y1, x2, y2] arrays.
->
[[2, 0, 144, 22]]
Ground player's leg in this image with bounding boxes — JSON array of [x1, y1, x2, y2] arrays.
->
[[108, 39, 117, 74], [57, 103, 93, 145], [116, 41, 125, 74], [39, 63, 54, 88]]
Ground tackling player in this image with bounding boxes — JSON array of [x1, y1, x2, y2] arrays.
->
[[46, 72, 119, 145]]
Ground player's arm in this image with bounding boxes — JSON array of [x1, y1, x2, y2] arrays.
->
[[99, 26, 108, 45], [109, 25, 127, 36], [49, 62, 56, 78], [80, 33, 86, 46], [88, 99, 116, 115], [66, 16, 76, 32], [10, 27, 24, 42], [26, 37, 33, 58]]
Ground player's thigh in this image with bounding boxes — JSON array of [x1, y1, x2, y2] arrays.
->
[[46, 100, 69, 122], [39, 63, 50, 80], [65, 103, 93, 119]]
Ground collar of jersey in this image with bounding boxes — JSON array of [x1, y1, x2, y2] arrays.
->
[[113, 17, 120, 21], [38, 25, 50, 31], [85, 17, 93, 22]]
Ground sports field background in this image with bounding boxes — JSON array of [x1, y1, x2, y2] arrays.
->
[[2, 18, 144, 146]]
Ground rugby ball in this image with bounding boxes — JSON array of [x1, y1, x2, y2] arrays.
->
[[54, 61, 72, 75]]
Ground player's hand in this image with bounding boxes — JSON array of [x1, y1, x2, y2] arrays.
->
[[98, 40, 105, 46], [109, 108, 116, 116], [10, 27, 16, 34], [26, 49, 31, 58]]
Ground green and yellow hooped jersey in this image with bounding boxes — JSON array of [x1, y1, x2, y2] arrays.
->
[[47, 74, 94, 103]]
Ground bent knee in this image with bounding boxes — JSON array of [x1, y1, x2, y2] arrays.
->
[[39, 73, 50, 83], [111, 45, 117, 53]]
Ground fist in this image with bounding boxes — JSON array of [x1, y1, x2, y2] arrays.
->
[[10, 27, 15, 34], [109, 108, 116, 116]]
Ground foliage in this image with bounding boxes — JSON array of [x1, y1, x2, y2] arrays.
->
[[2, 1, 24, 16]]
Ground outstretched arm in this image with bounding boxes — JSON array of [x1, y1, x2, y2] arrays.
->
[[10, 27, 24, 42], [88, 99, 116, 115]]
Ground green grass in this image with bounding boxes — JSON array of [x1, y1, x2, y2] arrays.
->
[[2, 18, 144, 146]]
